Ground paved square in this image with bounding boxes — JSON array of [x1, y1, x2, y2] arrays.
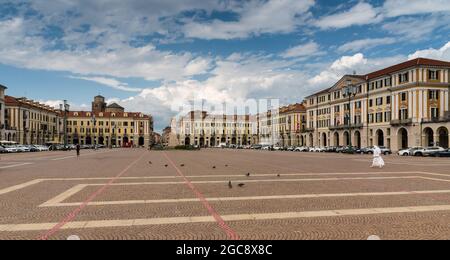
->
[[0, 149, 449, 240]]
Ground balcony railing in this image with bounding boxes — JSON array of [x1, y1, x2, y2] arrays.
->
[[390, 119, 413, 126], [304, 127, 315, 132], [329, 123, 363, 131], [421, 117, 450, 124]]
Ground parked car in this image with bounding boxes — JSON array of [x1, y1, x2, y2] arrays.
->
[[27, 145, 39, 152], [294, 146, 307, 152], [0, 146, 6, 153], [335, 146, 345, 153], [286, 146, 295, 151], [413, 147, 445, 157], [261, 145, 271, 151], [398, 147, 422, 156], [342, 146, 358, 154], [379, 147, 392, 155], [431, 148, 450, 157], [250, 144, 262, 150], [3, 145, 18, 153], [272, 146, 283, 151], [15, 145, 31, 152]]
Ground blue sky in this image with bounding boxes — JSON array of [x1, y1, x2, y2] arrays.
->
[[0, 0, 450, 131]]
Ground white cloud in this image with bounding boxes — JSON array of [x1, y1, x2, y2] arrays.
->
[[408, 41, 450, 60], [315, 2, 383, 29], [183, 0, 315, 40], [281, 42, 325, 58], [382, 15, 449, 40], [69, 76, 143, 92], [0, 18, 213, 82], [383, 0, 450, 17], [337, 37, 397, 53]]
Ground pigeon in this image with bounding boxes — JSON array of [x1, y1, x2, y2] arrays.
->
[[238, 183, 245, 188], [225, 165, 229, 167], [164, 164, 169, 168], [277, 174, 281, 178], [246, 173, 250, 177], [148, 161, 152, 165], [213, 166, 216, 169], [228, 181, 233, 189], [180, 164, 185, 167]]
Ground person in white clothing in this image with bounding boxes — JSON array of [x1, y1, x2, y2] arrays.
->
[[371, 146, 385, 168]]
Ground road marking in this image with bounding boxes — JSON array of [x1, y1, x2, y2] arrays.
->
[[47, 176, 421, 187], [40, 189, 450, 207], [163, 152, 239, 240], [38, 152, 147, 240], [2, 204, 450, 232], [419, 177, 450, 183], [40, 184, 88, 207], [0, 163, 33, 169], [0, 179, 44, 195]]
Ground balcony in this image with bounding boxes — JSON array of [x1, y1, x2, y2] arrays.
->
[[390, 119, 413, 126], [421, 117, 450, 124], [304, 127, 315, 132], [329, 123, 363, 131]]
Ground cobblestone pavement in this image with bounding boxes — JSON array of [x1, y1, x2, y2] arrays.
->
[[0, 148, 449, 240]]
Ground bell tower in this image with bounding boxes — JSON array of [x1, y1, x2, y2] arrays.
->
[[92, 95, 106, 113]]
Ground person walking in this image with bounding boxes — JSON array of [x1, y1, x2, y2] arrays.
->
[[76, 144, 81, 157], [371, 146, 385, 168]]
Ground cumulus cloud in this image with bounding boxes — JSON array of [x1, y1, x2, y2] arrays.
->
[[408, 41, 450, 60], [183, 0, 315, 40]]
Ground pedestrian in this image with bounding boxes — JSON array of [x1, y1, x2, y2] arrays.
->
[[371, 146, 385, 169], [76, 144, 81, 157]]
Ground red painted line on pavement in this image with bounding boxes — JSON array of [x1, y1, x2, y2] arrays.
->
[[38, 151, 147, 240], [163, 152, 239, 240]]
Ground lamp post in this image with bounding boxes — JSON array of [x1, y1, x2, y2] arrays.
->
[[343, 80, 357, 153], [59, 100, 70, 148], [91, 114, 97, 150]]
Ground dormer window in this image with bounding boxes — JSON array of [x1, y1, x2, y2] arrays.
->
[[99, 113, 103, 117], [112, 113, 116, 117]]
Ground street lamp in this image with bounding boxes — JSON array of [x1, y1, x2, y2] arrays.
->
[[91, 114, 97, 150], [343, 80, 357, 153], [59, 100, 70, 148]]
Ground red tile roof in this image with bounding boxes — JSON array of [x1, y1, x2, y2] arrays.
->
[[366, 58, 450, 80]]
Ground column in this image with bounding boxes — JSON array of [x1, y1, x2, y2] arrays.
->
[[418, 90, 423, 119], [440, 90, 445, 117], [408, 91, 413, 118]]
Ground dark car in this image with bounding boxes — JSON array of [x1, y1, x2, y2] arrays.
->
[[431, 148, 450, 157], [342, 146, 358, 154]]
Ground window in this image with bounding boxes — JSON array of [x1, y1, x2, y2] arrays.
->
[[431, 108, 439, 118], [376, 113, 383, 123], [386, 96, 391, 105], [369, 99, 373, 107], [376, 97, 383, 106], [384, 77, 392, 87], [355, 101, 361, 109], [429, 70, 440, 80], [334, 105, 340, 112], [399, 109, 408, 120], [401, 92, 407, 102], [399, 72, 409, 83], [428, 90, 439, 100], [385, 112, 391, 122]]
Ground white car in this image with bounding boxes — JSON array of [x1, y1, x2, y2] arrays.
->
[[15, 145, 31, 152], [413, 147, 445, 157], [272, 146, 283, 151], [398, 147, 422, 156], [3, 145, 18, 153], [294, 146, 308, 152], [262, 145, 271, 150]]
